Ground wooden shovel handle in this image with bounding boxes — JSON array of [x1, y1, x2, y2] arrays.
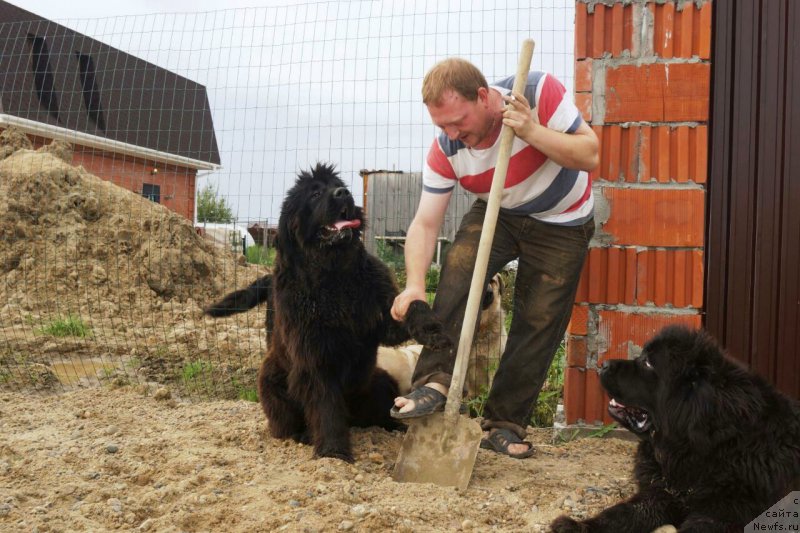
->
[[444, 39, 535, 420]]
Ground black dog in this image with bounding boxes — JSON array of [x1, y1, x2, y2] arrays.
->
[[207, 163, 451, 462], [551, 325, 800, 533]]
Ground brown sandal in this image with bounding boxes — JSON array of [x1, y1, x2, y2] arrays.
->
[[480, 428, 535, 459], [389, 385, 446, 419]]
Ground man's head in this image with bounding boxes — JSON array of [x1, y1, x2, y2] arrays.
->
[[422, 58, 499, 149]]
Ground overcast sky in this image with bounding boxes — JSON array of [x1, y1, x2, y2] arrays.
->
[[11, 0, 576, 225]]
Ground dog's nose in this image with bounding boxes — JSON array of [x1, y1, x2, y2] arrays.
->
[[600, 360, 611, 374], [333, 187, 350, 199]]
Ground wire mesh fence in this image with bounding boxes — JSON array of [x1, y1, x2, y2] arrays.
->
[[0, 0, 575, 400]]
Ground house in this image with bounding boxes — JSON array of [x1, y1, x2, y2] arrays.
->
[[0, 0, 221, 221]]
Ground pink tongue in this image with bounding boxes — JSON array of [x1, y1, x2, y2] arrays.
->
[[333, 219, 361, 230]]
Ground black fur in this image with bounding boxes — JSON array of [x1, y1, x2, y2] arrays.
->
[[551, 325, 800, 533], [208, 163, 451, 462]]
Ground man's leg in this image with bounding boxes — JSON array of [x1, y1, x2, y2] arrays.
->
[[482, 217, 594, 438], [392, 200, 518, 415]]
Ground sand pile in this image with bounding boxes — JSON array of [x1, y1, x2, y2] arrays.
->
[[0, 128, 267, 395]]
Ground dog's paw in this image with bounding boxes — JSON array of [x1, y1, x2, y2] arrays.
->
[[315, 447, 355, 463], [549, 516, 587, 533], [405, 301, 453, 350], [290, 431, 312, 445]]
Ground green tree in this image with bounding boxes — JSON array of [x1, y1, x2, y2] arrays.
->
[[196, 183, 233, 223]]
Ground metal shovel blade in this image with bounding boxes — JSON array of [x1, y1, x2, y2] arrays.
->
[[392, 413, 483, 490]]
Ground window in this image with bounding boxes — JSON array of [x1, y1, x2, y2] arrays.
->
[[142, 183, 160, 203], [26, 34, 60, 121]]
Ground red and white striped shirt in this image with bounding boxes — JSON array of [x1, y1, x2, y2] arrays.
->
[[423, 72, 593, 226]]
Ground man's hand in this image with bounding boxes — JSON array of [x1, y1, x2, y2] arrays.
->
[[391, 287, 428, 321], [502, 91, 538, 138]]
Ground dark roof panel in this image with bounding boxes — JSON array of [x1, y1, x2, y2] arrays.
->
[[0, 1, 220, 165]]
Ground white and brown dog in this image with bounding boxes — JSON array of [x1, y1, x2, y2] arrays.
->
[[377, 273, 507, 398]]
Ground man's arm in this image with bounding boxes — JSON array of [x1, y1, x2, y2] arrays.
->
[[502, 91, 599, 171], [390, 189, 452, 321]]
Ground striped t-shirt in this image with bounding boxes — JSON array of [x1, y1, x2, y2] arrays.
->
[[423, 71, 594, 226]]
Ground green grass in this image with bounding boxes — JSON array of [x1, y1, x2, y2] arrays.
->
[[39, 315, 91, 338], [181, 360, 212, 383], [463, 341, 566, 427], [237, 387, 258, 402], [530, 342, 566, 427], [245, 244, 275, 265]]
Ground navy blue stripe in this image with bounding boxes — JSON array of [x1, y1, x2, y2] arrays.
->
[[501, 168, 580, 216], [437, 132, 464, 157], [566, 114, 583, 134], [423, 183, 455, 194], [493, 71, 545, 105]]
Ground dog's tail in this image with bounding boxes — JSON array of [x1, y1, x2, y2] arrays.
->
[[205, 274, 273, 317]]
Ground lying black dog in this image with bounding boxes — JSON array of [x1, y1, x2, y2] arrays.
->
[[207, 163, 451, 462], [551, 325, 800, 533]]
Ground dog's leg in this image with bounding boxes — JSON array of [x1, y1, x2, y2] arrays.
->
[[293, 376, 353, 462], [395, 300, 452, 350], [550, 489, 685, 533], [258, 354, 308, 443], [347, 367, 405, 432]]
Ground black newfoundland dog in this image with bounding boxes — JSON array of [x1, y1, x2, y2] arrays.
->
[[207, 163, 451, 462], [552, 325, 800, 533]]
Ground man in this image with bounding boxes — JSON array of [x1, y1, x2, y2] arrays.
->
[[389, 58, 598, 459]]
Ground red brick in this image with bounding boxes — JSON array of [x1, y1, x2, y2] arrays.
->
[[575, 3, 588, 59], [576, 93, 592, 122], [656, 126, 671, 183], [591, 4, 607, 59], [564, 368, 586, 424], [596, 310, 702, 362], [622, 126, 639, 182], [654, 2, 675, 58], [601, 188, 705, 247], [641, 126, 708, 183], [635, 249, 704, 308], [677, 2, 695, 58], [575, 59, 593, 93], [639, 126, 652, 182], [584, 370, 606, 424], [697, 2, 713, 59], [579, 247, 638, 305], [672, 126, 690, 182], [610, 3, 625, 56], [569, 305, 590, 336], [567, 336, 588, 367], [690, 126, 708, 183], [605, 64, 710, 123]]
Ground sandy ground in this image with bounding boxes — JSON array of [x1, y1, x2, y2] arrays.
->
[[0, 385, 637, 533]]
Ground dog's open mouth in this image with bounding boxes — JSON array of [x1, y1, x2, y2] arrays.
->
[[319, 210, 362, 243], [608, 398, 652, 434]]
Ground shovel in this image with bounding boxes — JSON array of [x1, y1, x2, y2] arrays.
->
[[392, 39, 535, 490]]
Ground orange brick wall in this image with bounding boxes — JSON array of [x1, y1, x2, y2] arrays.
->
[[17, 132, 198, 221], [565, 0, 712, 425]]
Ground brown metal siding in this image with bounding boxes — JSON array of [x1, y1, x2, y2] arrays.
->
[[707, 0, 800, 398]]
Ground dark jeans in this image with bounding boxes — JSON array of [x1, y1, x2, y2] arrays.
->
[[411, 199, 595, 438]]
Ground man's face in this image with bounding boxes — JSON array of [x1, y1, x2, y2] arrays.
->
[[427, 88, 494, 149]]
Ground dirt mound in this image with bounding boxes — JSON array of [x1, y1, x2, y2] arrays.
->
[[0, 130, 268, 395]]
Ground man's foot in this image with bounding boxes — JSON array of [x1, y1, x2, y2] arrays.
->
[[390, 383, 448, 419], [480, 428, 535, 459]]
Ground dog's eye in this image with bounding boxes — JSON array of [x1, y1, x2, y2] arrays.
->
[[310, 190, 321, 200], [644, 358, 653, 369]]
